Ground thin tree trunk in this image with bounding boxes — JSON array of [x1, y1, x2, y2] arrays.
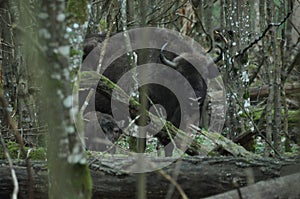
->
[[264, 0, 274, 157], [0, 0, 17, 113], [272, 1, 282, 153], [38, 0, 92, 198]]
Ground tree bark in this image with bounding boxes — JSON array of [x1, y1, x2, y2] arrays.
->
[[38, 0, 92, 198], [205, 172, 300, 199], [0, 157, 299, 199], [250, 83, 300, 100]]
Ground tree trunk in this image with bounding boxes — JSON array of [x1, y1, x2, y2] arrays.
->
[[38, 0, 92, 198]]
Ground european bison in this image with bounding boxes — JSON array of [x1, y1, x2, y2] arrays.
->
[[81, 30, 220, 156]]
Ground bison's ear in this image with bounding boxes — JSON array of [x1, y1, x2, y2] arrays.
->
[[82, 32, 112, 60], [83, 41, 98, 59]]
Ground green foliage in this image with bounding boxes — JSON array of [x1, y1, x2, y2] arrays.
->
[[117, 137, 130, 150], [70, 48, 83, 57], [29, 147, 47, 160], [283, 140, 299, 156], [0, 141, 46, 160], [287, 110, 300, 124], [252, 109, 299, 124], [243, 90, 250, 99], [0, 141, 21, 159], [99, 19, 107, 31], [195, 134, 204, 143], [254, 138, 265, 155], [286, 144, 299, 156], [67, 0, 88, 24], [240, 111, 247, 118], [272, 0, 281, 8], [145, 139, 158, 153]]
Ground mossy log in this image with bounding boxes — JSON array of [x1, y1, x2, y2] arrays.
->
[[0, 157, 299, 198]]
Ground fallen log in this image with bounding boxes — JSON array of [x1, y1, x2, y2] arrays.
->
[[205, 172, 300, 199], [0, 156, 299, 199], [250, 83, 300, 100]]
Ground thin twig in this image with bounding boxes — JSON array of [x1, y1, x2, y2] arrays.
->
[[234, 11, 293, 59], [149, 161, 189, 199], [0, 95, 34, 199], [165, 159, 184, 199], [226, 85, 281, 157], [191, 5, 213, 53]]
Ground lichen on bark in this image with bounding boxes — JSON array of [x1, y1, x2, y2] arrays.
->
[[67, 0, 88, 24]]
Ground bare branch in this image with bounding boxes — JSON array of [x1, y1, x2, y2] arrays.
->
[[234, 10, 293, 59]]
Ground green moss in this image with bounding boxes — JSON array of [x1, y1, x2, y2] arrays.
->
[[0, 141, 46, 160], [70, 164, 93, 198], [0, 141, 21, 159], [99, 19, 107, 30], [253, 109, 299, 124], [67, 0, 88, 24], [30, 147, 47, 160], [100, 75, 117, 90], [287, 110, 299, 124]]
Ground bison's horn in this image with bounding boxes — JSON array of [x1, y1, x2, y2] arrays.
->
[[160, 43, 178, 68]]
